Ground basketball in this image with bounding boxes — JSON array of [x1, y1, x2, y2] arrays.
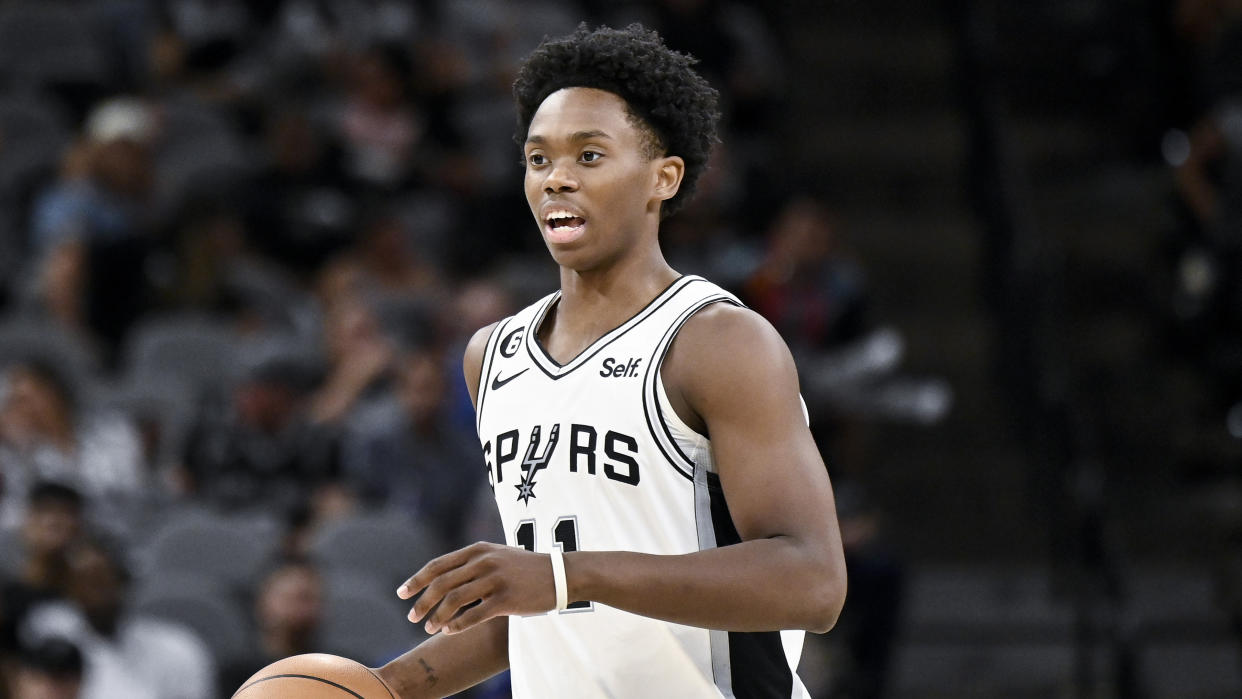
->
[[232, 653, 396, 698]]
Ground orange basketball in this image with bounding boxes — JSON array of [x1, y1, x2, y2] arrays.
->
[[233, 653, 397, 698]]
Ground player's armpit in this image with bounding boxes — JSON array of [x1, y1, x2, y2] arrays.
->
[[374, 615, 508, 699]]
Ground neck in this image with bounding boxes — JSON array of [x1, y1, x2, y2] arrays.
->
[[556, 243, 678, 321], [261, 627, 314, 658], [539, 247, 679, 365]]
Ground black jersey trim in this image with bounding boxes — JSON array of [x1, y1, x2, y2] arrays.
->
[[640, 295, 733, 480], [645, 295, 741, 474], [474, 316, 515, 438], [706, 472, 796, 698], [525, 275, 708, 380], [639, 281, 744, 482]]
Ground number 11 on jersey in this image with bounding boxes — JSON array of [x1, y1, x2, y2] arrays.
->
[[515, 517, 593, 611]]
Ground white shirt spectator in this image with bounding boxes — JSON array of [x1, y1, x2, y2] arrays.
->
[[21, 600, 216, 699]]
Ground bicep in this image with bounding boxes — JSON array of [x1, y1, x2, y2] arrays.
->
[[671, 308, 839, 545]]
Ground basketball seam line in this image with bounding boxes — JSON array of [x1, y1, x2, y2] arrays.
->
[[235, 673, 366, 698]]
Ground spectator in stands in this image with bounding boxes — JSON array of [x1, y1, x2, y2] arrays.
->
[[1167, 1, 1242, 393], [341, 345, 481, 546], [742, 196, 873, 476], [162, 199, 309, 332], [24, 99, 157, 358], [317, 212, 449, 321], [243, 109, 353, 278], [8, 637, 84, 699], [333, 44, 423, 192], [0, 360, 146, 535], [218, 557, 331, 694], [743, 196, 870, 356], [177, 355, 339, 515], [20, 535, 215, 699], [0, 484, 84, 664]]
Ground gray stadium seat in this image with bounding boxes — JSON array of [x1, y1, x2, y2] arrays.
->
[[0, 3, 110, 87], [139, 509, 279, 590], [0, 318, 101, 389], [122, 314, 244, 399], [0, 92, 72, 194], [308, 512, 443, 591], [132, 572, 255, 666], [320, 581, 427, 667]]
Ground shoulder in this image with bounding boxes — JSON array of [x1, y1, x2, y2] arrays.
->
[[673, 301, 792, 372], [463, 321, 501, 369], [662, 301, 800, 430], [462, 321, 502, 407], [129, 616, 213, 661]]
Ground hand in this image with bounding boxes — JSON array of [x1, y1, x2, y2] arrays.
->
[[397, 542, 557, 636]]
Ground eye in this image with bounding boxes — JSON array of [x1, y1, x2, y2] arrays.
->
[[527, 153, 547, 167], [580, 150, 602, 163]]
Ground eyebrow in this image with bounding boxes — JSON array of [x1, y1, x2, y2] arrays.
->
[[525, 129, 613, 146]]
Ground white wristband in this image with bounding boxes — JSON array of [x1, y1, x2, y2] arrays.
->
[[549, 547, 568, 612]]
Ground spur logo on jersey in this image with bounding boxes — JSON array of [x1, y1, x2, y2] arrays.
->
[[514, 424, 559, 504], [484, 423, 641, 503], [600, 357, 642, 378]]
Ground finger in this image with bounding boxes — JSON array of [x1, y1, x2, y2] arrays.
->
[[397, 546, 475, 599], [424, 578, 494, 634], [442, 597, 500, 636], [409, 557, 483, 622]]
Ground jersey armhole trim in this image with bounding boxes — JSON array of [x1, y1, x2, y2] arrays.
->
[[641, 295, 741, 481], [474, 317, 513, 437]]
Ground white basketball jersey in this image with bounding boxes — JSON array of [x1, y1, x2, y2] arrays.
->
[[475, 275, 811, 699]]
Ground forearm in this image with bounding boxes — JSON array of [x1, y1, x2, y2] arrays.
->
[[566, 536, 845, 634], [375, 616, 508, 699]]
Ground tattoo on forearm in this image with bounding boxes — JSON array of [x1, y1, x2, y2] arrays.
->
[[417, 657, 439, 687]]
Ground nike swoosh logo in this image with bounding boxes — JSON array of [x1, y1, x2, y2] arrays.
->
[[491, 368, 529, 391]]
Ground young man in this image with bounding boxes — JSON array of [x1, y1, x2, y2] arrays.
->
[[378, 24, 847, 698]]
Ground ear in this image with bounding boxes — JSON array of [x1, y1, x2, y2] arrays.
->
[[653, 155, 685, 203]]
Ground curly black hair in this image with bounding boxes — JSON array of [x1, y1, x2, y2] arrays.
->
[[513, 23, 721, 218]]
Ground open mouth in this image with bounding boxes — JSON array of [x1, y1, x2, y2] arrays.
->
[[544, 209, 587, 243]]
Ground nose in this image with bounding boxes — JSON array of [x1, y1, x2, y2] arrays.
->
[[543, 163, 578, 193]]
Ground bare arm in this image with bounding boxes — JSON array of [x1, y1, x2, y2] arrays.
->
[[374, 323, 510, 695], [404, 305, 846, 636], [375, 617, 508, 698], [567, 303, 847, 631]]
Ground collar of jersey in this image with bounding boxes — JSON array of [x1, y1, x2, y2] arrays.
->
[[525, 275, 704, 380]]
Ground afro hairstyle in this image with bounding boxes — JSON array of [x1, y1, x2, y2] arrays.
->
[[513, 23, 721, 219]]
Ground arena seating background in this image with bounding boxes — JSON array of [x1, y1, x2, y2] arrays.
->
[[0, 1, 1238, 697]]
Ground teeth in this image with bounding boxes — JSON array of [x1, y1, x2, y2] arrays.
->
[[545, 209, 579, 221]]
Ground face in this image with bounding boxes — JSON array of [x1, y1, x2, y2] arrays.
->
[[4, 370, 70, 438], [23, 501, 82, 557], [66, 546, 125, 623], [258, 566, 322, 634], [12, 669, 81, 699], [523, 88, 682, 271]]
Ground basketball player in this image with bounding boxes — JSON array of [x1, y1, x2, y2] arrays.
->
[[377, 24, 847, 698]]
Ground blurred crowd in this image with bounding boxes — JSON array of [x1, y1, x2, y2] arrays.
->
[[0, 1, 925, 698], [1164, 0, 1242, 447]]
